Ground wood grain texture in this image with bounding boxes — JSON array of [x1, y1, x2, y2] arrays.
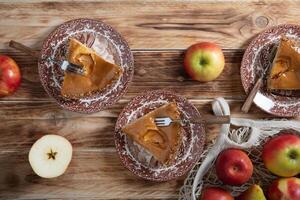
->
[[0, 100, 295, 151], [0, 0, 299, 49], [1, 1, 300, 199], [0, 50, 244, 101], [0, 150, 181, 200]]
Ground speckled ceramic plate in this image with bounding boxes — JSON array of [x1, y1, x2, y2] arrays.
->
[[38, 18, 134, 113], [241, 24, 300, 117], [114, 90, 205, 181]]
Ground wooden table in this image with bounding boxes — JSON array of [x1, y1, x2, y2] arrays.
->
[[0, 1, 299, 199]]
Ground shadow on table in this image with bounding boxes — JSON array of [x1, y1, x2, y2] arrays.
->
[[0, 148, 43, 199]]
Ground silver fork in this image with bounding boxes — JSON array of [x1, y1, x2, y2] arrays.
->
[[46, 58, 86, 75], [9, 40, 85, 75], [154, 115, 230, 127]]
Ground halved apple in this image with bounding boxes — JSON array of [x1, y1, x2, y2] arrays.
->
[[28, 134, 73, 178]]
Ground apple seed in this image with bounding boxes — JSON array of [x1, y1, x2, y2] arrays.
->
[[47, 149, 57, 160]]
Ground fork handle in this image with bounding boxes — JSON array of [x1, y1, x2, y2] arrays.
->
[[189, 115, 230, 124], [241, 76, 263, 113], [9, 40, 39, 58]]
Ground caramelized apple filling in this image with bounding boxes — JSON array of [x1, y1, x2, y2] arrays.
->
[[268, 36, 300, 90], [75, 54, 94, 75], [142, 129, 167, 150], [271, 69, 299, 80], [271, 56, 299, 80]]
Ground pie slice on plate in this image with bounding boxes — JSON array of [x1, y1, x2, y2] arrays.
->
[[61, 38, 123, 98], [122, 103, 183, 165], [267, 36, 300, 90]]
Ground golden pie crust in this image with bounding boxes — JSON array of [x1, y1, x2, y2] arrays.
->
[[61, 38, 122, 98], [267, 36, 300, 90], [122, 103, 183, 165]]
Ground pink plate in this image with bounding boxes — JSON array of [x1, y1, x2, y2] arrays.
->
[[38, 18, 134, 113], [114, 90, 205, 181], [241, 24, 300, 117]]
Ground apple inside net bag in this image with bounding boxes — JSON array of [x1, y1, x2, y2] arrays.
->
[[178, 97, 300, 200]]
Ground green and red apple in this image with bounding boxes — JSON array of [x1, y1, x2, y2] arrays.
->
[[236, 184, 266, 200], [262, 133, 300, 177], [184, 42, 225, 82], [29, 135, 73, 178], [200, 187, 233, 200], [0, 55, 21, 97], [267, 177, 300, 200], [215, 148, 253, 186]]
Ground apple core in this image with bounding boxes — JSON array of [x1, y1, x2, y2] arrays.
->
[[47, 149, 58, 160]]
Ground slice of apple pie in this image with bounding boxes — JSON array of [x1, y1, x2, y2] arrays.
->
[[267, 36, 300, 90], [61, 38, 122, 98], [122, 103, 183, 165]]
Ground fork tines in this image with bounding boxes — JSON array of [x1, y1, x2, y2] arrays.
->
[[154, 117, 173, 127], [60, 60, 85, 75], [66, 63, 85, 75]]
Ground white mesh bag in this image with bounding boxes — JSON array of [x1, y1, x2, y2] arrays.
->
[[179, 97, 300, 200]]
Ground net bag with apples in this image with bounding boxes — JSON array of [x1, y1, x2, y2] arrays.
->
[[179, 97, 300, 200]]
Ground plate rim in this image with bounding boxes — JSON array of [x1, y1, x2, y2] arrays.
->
[[240, 23, 300, 117], [114, 90, 206, 182]]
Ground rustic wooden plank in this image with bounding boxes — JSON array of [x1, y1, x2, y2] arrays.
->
[[0, 99, 280, 120], [0, 1, 299, 49], [1, 1, 299, 199], [0, 150, 181, 199], [0, 50, 244, 101], [0, 100, 298, 199], [0, 100, 293, 151]]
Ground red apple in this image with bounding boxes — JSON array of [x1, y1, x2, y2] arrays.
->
[[267, 177, 300, 200], [184, 42, 225, 82], [262, 133, 300, 177], [0, 55, 21, 97], [215, 148, 253, 186], [200, 187, 234, 200]]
